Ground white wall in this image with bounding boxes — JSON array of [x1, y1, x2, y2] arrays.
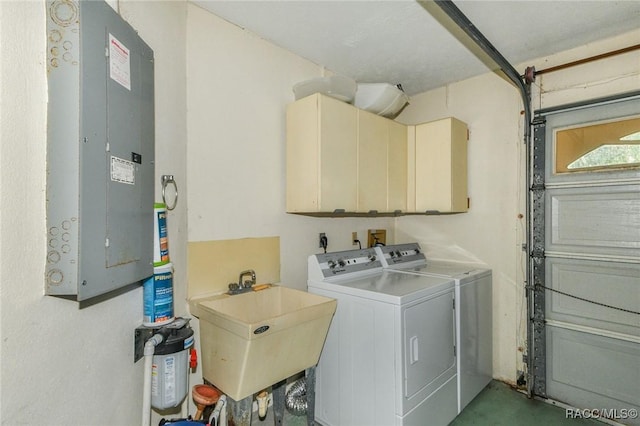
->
[[0, 1, 188, 424], [186, 3, 395, 291], [394, 28, 640, 384], [531, 30, 640, 110]]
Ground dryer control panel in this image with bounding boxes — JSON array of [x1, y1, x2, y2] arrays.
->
[[376, 243, 426, 268], [308, 248, 382, 280]]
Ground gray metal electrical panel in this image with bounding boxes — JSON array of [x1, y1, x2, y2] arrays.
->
[[46, 0, 155, 301]]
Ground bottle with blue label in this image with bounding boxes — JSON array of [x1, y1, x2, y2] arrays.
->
[[143, 262, 174, 327], [154, 203, 170, 266]]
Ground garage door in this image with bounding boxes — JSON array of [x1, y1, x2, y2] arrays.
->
[[531, 93, 640, 424]]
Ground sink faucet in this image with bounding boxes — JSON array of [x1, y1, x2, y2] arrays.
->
[[238, 269, 256, 290], [228, 269, 257, 295]]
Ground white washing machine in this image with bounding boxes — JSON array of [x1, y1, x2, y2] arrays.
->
[[376, 243, 493, 413], [308, 248, 458, 426]]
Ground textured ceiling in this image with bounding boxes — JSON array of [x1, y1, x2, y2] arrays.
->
[[191, 0, 640, 96]]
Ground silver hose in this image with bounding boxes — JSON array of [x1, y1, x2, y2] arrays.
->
[[285, 378, 307, 416]]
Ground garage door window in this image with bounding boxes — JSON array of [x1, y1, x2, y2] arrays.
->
[[554, 116, 640, 173]]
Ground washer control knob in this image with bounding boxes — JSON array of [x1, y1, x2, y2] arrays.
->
[[338, 259, 346, 267], [368, 254, 377, 261], [328, 260, 337, 269], [395, 250, 402, 257]]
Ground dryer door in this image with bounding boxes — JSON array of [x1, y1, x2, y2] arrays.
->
[[402, 289, 456, 412]]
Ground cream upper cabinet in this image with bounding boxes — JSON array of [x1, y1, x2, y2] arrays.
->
[[286, 93, 357, 213], [409, 117, 468, 213], [286, 94, 463, 215], [357, 111, 408, 213]]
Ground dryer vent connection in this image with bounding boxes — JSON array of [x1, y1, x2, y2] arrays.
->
[[285, 377, 307, 416]]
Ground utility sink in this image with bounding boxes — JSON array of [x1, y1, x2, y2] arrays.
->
[[190, 286, 336, 401]]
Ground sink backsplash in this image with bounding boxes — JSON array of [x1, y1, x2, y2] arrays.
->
[[187, 236, 281, 299]]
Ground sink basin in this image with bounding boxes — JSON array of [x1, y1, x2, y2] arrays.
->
[[190, 286, 336, 400]]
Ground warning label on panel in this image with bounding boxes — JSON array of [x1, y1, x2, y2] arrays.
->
[[111, 156, 135, 185], [109, 33, 131, 91]]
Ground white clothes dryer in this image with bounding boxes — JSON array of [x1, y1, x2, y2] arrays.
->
[[308, 248, 458, 426], [376, 243, 493, 413]]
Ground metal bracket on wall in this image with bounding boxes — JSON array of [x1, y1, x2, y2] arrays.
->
[[161, 174, 178, 211], [134, 325, 155, 363]]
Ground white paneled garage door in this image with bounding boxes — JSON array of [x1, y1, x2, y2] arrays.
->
[[532, 94, 640, 425]]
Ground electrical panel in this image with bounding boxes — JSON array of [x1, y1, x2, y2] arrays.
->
[[46, 0, 155, 301]]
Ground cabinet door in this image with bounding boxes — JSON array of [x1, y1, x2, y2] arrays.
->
[[449, 118, 468, 212], [286, 95, 321, 212], [357, 110, 388, 212], [319, 96, 358, 212], [388, 120, 408, 212], [286, 94, 357, 212], [414, 118, 468, 213]]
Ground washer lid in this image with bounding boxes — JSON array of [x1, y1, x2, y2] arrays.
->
[[309, 270, 453, 305], [405, 261, 491, 280]]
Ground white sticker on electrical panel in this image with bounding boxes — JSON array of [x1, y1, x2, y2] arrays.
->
[[110, 156, 135, 185], [109, 34, 131, 91]]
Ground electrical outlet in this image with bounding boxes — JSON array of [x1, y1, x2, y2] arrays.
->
[[367, 229, 386, 247], [352, 232, 358, 245], [318, 232, 327, 248]]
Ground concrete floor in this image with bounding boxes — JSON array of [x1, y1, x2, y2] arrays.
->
[[450, 381, 600, 426], [250, 380, 602, 426]]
